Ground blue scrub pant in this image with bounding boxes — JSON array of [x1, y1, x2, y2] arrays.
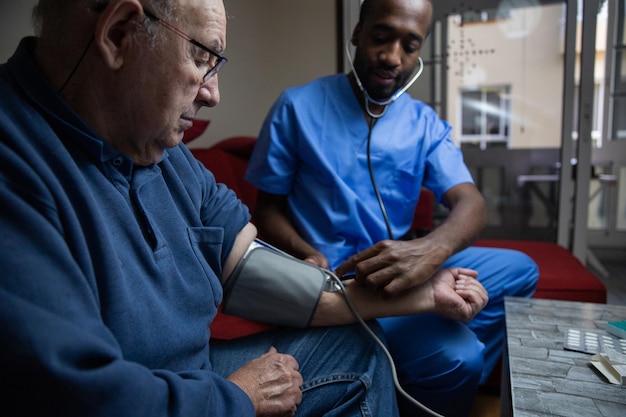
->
[[378, 246, 539, 417], [210, 321, 399, 417]]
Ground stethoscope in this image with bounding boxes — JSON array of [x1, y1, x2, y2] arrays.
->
[[345, 42, 424, 239], [344, 43, 445, 417], [345, 41, 424, 119]]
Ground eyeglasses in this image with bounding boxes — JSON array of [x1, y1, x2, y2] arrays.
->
[[143, 9, 227, 81]]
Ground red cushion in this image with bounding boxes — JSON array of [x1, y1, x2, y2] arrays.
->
[[182, 119, 210, 144], [474, 239, 606, 303], [412, 188, 435, 232], [209, 305, 273, 340], [190, 145, 258, 215], [190, 137, 275, 340]]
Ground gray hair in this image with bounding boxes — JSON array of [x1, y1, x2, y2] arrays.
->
[[32, 0, 177, 47]]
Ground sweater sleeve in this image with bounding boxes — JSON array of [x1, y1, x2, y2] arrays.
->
[[0, 162, 254, 417], [1, 40, 255, 416]]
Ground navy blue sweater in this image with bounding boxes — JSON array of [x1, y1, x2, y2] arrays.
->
[[0, 38, 253, 416]]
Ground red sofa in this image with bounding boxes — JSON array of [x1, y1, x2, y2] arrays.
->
[[473, 239, 606, 303]]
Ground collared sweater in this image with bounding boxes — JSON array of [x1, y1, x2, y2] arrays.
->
[[0, 38, 253, 416]]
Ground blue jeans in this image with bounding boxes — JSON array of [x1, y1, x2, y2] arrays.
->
[[378, 246, 538, 417], [210, 321, 399, 417]]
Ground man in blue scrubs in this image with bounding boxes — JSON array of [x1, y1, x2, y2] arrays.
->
[[247, 0, 539, 415]]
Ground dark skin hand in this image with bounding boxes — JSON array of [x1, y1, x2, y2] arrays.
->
[[334, 183, 487, 296], [334, 237, 449, 295]]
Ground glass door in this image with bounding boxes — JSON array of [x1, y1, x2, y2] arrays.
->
[[410, 0, 570, 241], [341, 1, 626, 263]]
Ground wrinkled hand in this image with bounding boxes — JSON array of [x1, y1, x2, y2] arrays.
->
[[334, 238, 449, 296], [428, 267, 488, 322], [227, 347, 303, 417]]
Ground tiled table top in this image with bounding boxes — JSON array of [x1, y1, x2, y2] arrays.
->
[[502, 297, 626, 417]]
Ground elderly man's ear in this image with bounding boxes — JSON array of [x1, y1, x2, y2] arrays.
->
[[94, 0, 144, 70]]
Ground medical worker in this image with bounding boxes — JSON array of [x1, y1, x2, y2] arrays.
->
[[246, 0, 539, 415]]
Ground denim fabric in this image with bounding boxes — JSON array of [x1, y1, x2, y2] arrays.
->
[[210, 322, 399, 417]]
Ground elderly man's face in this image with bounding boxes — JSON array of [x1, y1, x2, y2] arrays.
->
[[120, 0, 227, 165]]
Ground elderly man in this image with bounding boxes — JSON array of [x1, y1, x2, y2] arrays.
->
[[0, 0, 488, 416]]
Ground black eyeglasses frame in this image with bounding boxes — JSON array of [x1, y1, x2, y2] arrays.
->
[[143, 9, 227, 81]]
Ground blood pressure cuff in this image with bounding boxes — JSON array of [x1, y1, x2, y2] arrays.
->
[[222, 245, 327, 328]]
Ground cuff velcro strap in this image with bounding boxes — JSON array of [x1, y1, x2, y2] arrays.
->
[[222, 246, 326, 328]]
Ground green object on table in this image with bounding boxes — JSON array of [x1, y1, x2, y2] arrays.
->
[[607, 320, 626, 339]]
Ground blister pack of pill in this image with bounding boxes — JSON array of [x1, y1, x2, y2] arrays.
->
[[563, 328, 626, 355]]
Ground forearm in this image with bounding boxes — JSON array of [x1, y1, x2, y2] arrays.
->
[[258, 212, 317, 259], [310, 267, 487, 326], [254, 192, 321, 261], [309, 279, 434, 326], [425, 184, 487, 258]]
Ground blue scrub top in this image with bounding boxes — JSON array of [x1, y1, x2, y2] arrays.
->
[[246, 74, 473, 269]]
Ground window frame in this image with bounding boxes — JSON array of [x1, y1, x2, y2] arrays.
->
[[458, 85, 511, 149]]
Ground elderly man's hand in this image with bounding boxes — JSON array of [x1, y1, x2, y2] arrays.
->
[[227, 347, 303, 417], [427, 267, 488, 322]]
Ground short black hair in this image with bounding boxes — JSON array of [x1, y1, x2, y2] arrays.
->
[[357, 0, 371, 24], [357, 0, 433, 35]]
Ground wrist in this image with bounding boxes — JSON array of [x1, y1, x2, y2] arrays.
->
[[420, 233, 455, 261]]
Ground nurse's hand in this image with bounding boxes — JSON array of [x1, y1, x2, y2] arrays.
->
[[334, 237, 450, 296]]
